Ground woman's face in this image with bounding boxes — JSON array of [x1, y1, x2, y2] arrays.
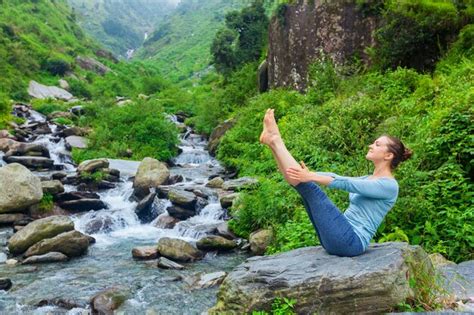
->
[[366, 136, 393, 162]]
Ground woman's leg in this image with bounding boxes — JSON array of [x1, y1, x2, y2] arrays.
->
[[259, 109, 364, 256], [294, 182, 364, 257], [259, 109, 301, 186]]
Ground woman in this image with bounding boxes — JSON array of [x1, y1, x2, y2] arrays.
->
[[259, 108, 412, 257]]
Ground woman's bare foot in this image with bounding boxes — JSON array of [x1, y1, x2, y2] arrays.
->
[[259, 108, 281, 146]]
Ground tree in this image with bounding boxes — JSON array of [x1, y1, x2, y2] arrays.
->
[[210, 0, 268, 74]]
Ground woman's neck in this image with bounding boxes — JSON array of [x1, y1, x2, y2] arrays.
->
[[372, 164, 393, 178]]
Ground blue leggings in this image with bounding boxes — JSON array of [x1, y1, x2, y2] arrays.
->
[[293, 182, 365, 257]]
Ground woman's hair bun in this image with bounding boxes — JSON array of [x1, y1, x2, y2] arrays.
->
[[402, 148, 413, 161]]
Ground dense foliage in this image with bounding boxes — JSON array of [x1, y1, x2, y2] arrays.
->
[[211, 0, 269, 74], [71, 98, 179, 163]]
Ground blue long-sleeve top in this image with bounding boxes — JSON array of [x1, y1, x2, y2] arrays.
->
[[317, 172, 399, 250]]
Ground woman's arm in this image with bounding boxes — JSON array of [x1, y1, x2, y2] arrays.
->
[[286, 163, 398, 199], [286, 162, 335, 186]]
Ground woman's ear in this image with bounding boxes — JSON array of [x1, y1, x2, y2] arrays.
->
[[384, 151, 394, 161]]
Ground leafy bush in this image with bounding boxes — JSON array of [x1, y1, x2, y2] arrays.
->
[[42, 58, 71, 76], [211, 1, 268, 74], [31, 99, 71, 115], [372, 0, 471, 71], [38, 193, 54, 213], [73, 99, 179, 163], [0, 93, 11, 129]]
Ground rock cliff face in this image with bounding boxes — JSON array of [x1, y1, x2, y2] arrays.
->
[[267, 0, 379, 91]]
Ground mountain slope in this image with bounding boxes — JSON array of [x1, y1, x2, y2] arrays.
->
[[68, 0, 177, 57], [0, 0, 100, 100], [135, 0, 248, 81]]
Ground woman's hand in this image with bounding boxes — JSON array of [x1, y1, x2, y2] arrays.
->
[[286, 161, 315, 183]]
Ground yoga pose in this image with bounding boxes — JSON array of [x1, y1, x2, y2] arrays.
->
[[259, 108, 412, 257]]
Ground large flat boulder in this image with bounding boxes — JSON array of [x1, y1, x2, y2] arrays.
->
[[157, 237, 203, 262], [0, 163, 43, 213], [4, 156, 54, 170], [28, 80, 73, 101], [8, 215, 74, 255], [133, 158, 170, 199], [24, 230, 90, 258], [168, 188, 196, 209], [209, 242, 433, 314]]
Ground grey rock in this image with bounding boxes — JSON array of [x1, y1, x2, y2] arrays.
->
[[216, 222, 237, 240], [84, 216, 114, 234], [24, 230, 90, 257], [58, 199, 107, 212], [194, 271, 227, 289], [133, 158, 170, 199], [62, 127, 88, 137], [54, 191, 100, 202], [219, 193, 240, 209], [154, 215, 179, 229], [8, 215, 74, 255], [58, 79, 70, 90], [52, 172, 67, 180], [207, 118, 236, 156], [157, 237, 203, 262], [197, 235, 237, 252], [65, 136, 87, 149], [0, 213, 30, 226], [249, 229, 273, 255], [75, 56, 110, 75], [28, 80, 73, 101], [4, 156, 54, 170], [209, 242, 434, 314], [222, 177, 258, 191], [90, 286, 130, 315], [157, 257, 184, 270], [70, 106, 84, 116], [166, 205, 195, 220], [77, 158, 109, 173], [132, 246, 159, 260], [438, 260, 474, 302], [168, 188, 196, 209], [0, 278, 12, 291], [135, 192, 157, 223], [22, 252, 69, 264], [41, 180, 65, 195], [206, 176, 224, 188], [0, 163, 43, 214], [48, 111, 73, 120]]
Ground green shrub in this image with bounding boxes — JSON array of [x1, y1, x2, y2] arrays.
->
[[372, 0, 470, 71], [38, 193, 54, 213], [74, 99, 179, 163], [31, 99, 71, 115], [42, 58, 71, 76]]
